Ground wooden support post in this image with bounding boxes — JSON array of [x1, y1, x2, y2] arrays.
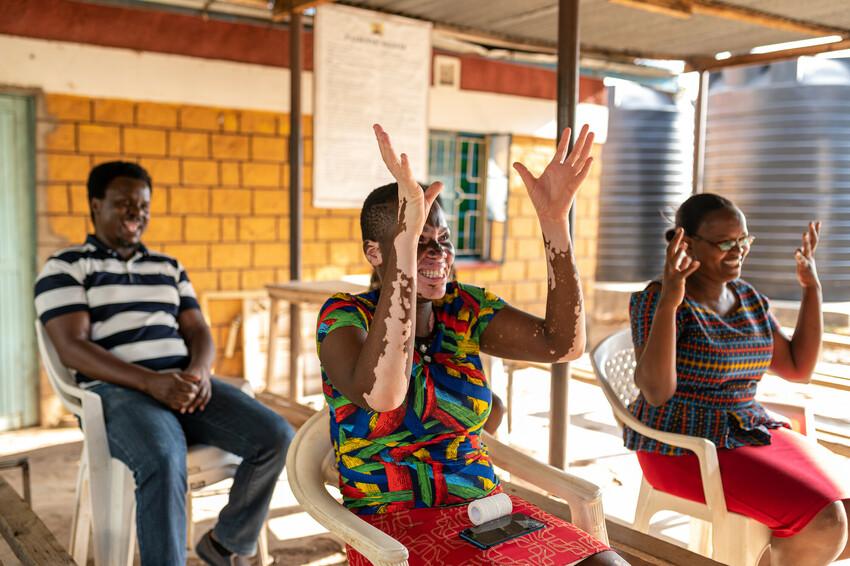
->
[[288, 10, 304, 401], [549, 0, 581, 470], [692, 69, 709, 194]]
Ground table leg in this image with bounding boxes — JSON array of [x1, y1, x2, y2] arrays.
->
[[289, 302, 302, 402], [265, 298, 280, 391]]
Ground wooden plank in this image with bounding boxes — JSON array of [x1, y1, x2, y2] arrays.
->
[[502, 482, 723, 566], [0, 475, 76, 566], [256, 391, 317, 428], [609, 0, 693, 20], [610, 0, 850, 36], [689, 38, 850, 70], [691, 0, 849, 37], [272, 0, 332, 20]]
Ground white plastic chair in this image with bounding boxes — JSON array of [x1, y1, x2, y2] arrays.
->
[[591, 328, 815, 566], [35, 321, 271, 566], [286, 407, 609, 566]]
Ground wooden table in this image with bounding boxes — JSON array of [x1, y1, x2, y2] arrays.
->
[[265, 280, 367, 399]]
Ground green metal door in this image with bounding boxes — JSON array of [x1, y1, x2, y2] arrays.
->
[[0, 94, 37, 430]]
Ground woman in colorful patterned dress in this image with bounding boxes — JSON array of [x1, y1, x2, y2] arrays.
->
[[628, 193, 850, 566], [316, 124, 625, 565]]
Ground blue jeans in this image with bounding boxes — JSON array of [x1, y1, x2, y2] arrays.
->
[[90, 378, 293, 566]]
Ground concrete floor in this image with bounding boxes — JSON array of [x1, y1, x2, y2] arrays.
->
[[0, 365, 662, 565], [2, 362, 849, 565]]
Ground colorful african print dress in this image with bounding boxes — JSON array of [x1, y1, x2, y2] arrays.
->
[[627, 279, 850, 537], [317, 281, 505, 513], [317, 281, 610, 564]]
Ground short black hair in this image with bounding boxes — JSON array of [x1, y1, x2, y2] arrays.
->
[[87, 161, 152, 202], [360, 182, 399, 243], [359, 182, 443, 243], [665, 193, 738, 241]]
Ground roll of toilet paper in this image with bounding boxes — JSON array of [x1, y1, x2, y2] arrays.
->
[[467, 493, 513, 526]]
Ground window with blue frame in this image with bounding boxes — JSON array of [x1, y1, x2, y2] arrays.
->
[[428, 131, 509, 261]]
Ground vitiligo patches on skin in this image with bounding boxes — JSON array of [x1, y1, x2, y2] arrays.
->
[[366, 268, 414, 407], [541, 227, 584, 361], [543, 234, 570, 291], [363, 199, 419, 410]]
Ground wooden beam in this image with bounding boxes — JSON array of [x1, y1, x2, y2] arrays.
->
[[272, 0, 330, 20], [691, 0, 849, 37], [0, 476, 76, 566], [688, 37, 850, 71], [609, 0, 693, 20], [611, 0, 850, 37]]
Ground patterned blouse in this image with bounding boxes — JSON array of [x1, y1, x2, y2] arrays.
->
[[626, 279, 788, 456], [317, 282, 506, 515]]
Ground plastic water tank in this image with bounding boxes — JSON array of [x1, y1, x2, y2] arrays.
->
[[705, 58, 850, 301], [595, 83, 693, 282]]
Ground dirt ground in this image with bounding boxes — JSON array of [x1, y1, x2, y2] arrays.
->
[[0, 427, 347, 565]]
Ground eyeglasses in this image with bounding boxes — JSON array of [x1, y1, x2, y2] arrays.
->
[[691, 234, 755, 252]]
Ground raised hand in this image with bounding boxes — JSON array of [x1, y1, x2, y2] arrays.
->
[[373, 124, 443, 237], [660, 228, 700, 307], [512, 124, 595, 223], [795, 221, 821, 289]]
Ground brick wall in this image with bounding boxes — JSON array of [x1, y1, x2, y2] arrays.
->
[[36, 94, 602, 407]]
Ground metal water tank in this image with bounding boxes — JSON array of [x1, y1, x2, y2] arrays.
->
[[705, 58, 850, 301], [595, 83, 693, 282]]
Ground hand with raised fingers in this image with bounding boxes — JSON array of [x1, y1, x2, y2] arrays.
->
[[512, 124, 595, 223], [660, 228, 701, 308], [795, 221, 821, 289], [373, 124, 443, 238]]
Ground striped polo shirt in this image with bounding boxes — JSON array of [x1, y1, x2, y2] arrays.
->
[[34, 235, 200, 384]]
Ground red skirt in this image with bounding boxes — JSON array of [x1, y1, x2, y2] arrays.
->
[[637, 427, 850, 537], [346, 494, 609, 565]]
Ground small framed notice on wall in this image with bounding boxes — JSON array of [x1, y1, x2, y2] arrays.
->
[[313, 4, 432, 208]]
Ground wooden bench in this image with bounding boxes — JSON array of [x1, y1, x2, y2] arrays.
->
[[0, 474, 76, 565]]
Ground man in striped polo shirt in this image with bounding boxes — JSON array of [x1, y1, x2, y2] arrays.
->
[[35, 161, 292, 566]]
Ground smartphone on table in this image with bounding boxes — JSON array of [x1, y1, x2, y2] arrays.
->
[[459, 512, 546, 550]]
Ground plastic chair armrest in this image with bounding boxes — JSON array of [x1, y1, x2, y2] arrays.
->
[[616, 412, 728, 518], [286, 411, 408, 565], [758, 397, 815, 437], [299, 483, 408, 565], [482, 432, 609, 545]]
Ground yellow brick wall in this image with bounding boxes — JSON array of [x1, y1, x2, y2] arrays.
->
[[38, 94, 369, 379], [37, 94, 602, 383]]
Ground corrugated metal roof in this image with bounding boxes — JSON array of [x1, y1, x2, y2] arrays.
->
[[336, 0, 850, 61], [140, 0, 850, 64]]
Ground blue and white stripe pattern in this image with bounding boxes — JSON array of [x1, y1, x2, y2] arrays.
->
[[35, 235, 199, 383]]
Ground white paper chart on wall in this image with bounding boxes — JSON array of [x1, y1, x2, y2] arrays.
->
[[313, 3, 432, 208]]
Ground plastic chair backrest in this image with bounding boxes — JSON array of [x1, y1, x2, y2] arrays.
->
[[35, 321, 85, 416], [590, 328, 640, 429]]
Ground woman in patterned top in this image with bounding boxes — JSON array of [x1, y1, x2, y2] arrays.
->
[[629, 193, 850, 566], [317, 124, 625, 565]]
